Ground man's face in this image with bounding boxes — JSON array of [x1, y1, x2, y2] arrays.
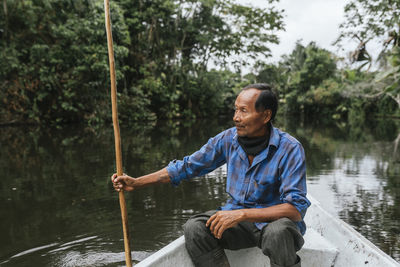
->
[[233, 88, 271, 138]]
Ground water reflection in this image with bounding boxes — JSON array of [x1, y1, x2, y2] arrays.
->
[[0, 117, 399, 265], [289, 118, 400, 261]]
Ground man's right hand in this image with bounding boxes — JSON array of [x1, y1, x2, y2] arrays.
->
[[111, 168, 171, 192], [111, 174, 136, 192]]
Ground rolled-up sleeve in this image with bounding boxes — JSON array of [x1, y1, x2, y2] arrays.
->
[[166, 131, 227, 186], [279, 143, 311, 219]]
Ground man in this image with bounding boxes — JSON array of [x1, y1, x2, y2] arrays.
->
[[111, 84, 310, 267]]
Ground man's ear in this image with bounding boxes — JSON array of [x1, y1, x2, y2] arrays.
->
[[263, 109, 272, 124]]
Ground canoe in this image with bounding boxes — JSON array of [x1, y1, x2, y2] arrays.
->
[[136, 195, 399, 266]]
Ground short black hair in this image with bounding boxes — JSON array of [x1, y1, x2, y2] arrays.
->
[[242, 83, 278, 120]]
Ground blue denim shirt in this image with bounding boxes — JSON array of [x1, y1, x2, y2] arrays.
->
[[166, 126, 311, 235]]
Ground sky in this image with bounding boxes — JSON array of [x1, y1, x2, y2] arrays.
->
[[235, 0, 381, 68], [266, 0, 349, 62]]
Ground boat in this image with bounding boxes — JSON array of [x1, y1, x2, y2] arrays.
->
[[135, 195, 399, 266]]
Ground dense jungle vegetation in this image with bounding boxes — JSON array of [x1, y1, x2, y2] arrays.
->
[[0, 0, 399, 126]]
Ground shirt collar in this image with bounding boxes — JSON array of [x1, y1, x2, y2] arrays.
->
[[232, 123, 280, 152], [268, 123, 280, 149]]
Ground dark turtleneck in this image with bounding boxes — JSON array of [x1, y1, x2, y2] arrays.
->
[[238, 131, 270, 156]]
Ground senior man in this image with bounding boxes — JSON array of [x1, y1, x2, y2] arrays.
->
[[112, 83, 310, 267]]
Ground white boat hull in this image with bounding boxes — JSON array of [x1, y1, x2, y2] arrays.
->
[[137, 195, 399, 266]]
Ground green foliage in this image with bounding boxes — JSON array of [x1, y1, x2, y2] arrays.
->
[[334, 48, 399, 119], [253, 39, 399, 121], [375, 47, 400, 110], [115, 0, 284, 120], [0, 0, 131, 124], [264, 42, 339, 114], [254, 63, 287, 91], [334, 0, 400, 117], [304, 79, 347, 119], [254, 40, 398, 120], [283, 42, 337, 94], [2, 0, 399, 125], [0, 0, 284, 125], [336, 0, 400, 47]]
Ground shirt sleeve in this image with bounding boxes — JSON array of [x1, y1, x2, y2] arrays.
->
[[166, 131, 227, 186], [279, 142, 311, 219]]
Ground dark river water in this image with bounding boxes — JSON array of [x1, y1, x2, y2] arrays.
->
[[1, 117, 399, 266]]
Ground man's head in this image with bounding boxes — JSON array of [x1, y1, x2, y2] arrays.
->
[[233, 83, 278, 138]]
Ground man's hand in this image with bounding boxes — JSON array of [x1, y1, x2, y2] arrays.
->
[[111, 174, 136, 192], [110, 168, 171, 192], [206, 210, 245, 239]]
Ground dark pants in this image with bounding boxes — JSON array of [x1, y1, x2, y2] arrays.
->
[[183, 211, 304, 267]]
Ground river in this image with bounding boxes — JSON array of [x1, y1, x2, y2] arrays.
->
[[0, 116, 399, 266]]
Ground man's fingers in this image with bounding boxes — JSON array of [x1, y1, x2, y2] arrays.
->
[[213, 221, 224, 238], [111, 174, 125, 184], [111, 175, 136, 192], [206, 214, 216, 227], [111, 173, 128, 182], [216, 223, 227, 239], [113, 183, 120, 191], [207, 211, 240, 239], [209, 213, 223, 234], [209, 216, 219, 232], [113, 176, 127, 184], [112, 174, 124, 192], [111, 173, 132, 192]]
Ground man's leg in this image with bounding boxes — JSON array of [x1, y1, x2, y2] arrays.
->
[[258, 218, 304, 267], [183, 211, 259, 267]]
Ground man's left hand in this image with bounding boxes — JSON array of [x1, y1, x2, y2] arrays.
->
[[206, 210, 245, 239]]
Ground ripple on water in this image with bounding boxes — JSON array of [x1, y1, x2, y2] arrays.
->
[[48, 250, 153, 266], [1, 235, 154, 267]]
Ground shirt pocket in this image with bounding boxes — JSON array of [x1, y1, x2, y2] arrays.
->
[[253, 174, 275, 186], [247, 175, 279, 204]]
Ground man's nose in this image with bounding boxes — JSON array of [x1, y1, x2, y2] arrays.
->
[[233, 111, 240, 122]]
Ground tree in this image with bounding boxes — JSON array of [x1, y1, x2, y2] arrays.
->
[[335, 0, 400, 57], [0, 0, 131, 124], [375, 47, 400, 109], [335, 0, 400, 113], [116, 0, 285, 120], [0, 0, 285, 125], [278, 42, 338, 114]]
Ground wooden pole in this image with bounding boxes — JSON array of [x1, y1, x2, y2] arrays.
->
[[104, 1, 132, 266]]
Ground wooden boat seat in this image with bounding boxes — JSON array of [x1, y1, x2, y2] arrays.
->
[[137, 227, 339, 267]]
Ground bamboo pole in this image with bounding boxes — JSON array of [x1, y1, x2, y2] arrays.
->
[[104, 1, 132, 266]]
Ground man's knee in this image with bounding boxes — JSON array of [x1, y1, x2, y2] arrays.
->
[[183, 214, 228, 266], [183, 214, 218, 253], [184, 217, 208, 239], [260, 218, 304, 255]]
